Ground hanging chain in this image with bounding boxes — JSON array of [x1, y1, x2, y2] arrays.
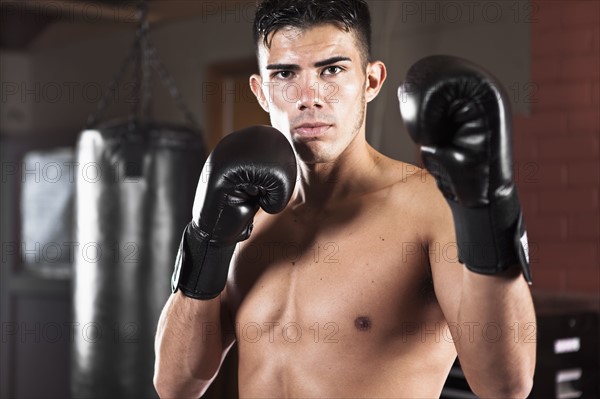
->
[[128, 0, 150, 129], [85, 34, 139, 129], [129, 0, 153, 128], [149, 48, 200, 129], [140, 14, 152, 123], [85, 0, 200, 132]]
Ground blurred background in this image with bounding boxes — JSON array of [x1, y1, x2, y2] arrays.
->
[[0, 0, 598, 398]]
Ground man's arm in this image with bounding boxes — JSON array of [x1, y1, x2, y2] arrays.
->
[[154, 291, 235, 398], [427, 191, 536, 398], [153, 126, 297, 397], [398, 55, 536, 398]]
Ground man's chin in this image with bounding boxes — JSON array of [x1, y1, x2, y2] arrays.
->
[[295, 151, 336, 166]]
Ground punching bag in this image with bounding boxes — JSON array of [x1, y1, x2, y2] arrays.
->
[[71, 3, 208, 396], [72, 120, 205, 398]]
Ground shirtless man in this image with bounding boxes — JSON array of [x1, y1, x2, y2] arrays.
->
[[154, 1, 536, 398]]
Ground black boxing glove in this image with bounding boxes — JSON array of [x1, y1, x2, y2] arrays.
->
[[171, 125, 297, 299], [398, 55, 532, 284]]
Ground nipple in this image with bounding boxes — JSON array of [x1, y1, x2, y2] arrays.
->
[[354, 316, 372, 332]]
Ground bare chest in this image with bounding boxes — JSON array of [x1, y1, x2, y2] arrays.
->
[[227, 204, 438, 346]]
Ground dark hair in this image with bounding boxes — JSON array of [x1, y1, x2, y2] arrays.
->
[[253, 0, 372, 66]]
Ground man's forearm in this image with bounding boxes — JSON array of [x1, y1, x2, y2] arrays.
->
[[455, 268, 536, 398], [154, 292, 224, 398]]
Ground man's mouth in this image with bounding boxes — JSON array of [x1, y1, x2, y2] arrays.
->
[[293, 123, 332, 137]]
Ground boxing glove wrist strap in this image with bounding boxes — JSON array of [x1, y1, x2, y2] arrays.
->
[[171, 222, 235, 300], [446, 190, 532, 283]]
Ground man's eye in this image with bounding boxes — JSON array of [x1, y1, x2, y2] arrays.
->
[[275, 71, 293, 79], [323, 66, 343, 76]]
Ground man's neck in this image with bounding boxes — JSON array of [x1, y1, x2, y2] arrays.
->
[[291, 138, 382, 210]]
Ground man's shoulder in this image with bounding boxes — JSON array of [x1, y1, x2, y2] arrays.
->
[[382, 159, 452, 238], [385, 160, 442, 203]]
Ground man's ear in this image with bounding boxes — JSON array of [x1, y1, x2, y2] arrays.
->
[[250, 74, 270, 113], [365, 61, 387, 103]]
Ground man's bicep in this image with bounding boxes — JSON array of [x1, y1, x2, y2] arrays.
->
[[220, 282, 237, 346], [429, 204, 463, 326]]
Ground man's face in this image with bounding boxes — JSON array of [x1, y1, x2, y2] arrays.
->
[[251, 24, 384, 165]]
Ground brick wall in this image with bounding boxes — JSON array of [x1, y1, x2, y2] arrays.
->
[[514, 0, 599, 294]]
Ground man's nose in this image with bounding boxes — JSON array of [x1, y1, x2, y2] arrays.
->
[[295, 77, 323, 111]]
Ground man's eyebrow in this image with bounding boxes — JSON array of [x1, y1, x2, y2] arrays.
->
[[314, 56, 351, 68], [266, 56, 352, 70], [266, 63, 300, 71]]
